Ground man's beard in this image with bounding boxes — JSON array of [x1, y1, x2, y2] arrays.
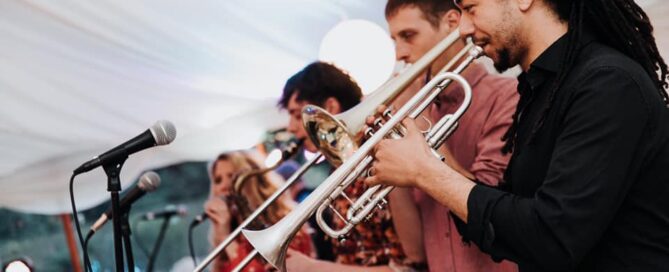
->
[[493, 47, 513, 73]]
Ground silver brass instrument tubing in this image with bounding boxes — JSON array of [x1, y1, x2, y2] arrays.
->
[[330, 49, 481, 237], [193, 154, 322, 272], [300, 29, 465, 167], [317, 47, 481, 239], [241, 46, 483, 271], [231, 249, 257, 272]]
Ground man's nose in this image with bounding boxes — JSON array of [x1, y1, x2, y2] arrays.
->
[[287, 118, 299, 133], [459, 13, 475, 39], [395, 43, 410, 62]]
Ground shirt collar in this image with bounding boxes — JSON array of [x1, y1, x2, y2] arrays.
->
[[522, 30, 597, 92]]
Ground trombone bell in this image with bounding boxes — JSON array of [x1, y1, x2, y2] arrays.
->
[[241, 226, 290, 272], [302, 105, 358, 167]]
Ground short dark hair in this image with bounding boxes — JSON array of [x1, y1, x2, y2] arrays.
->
[[278, 61, 363, 111], [385, 0, 460, 28]]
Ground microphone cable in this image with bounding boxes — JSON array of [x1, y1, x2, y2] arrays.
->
[[188, 218, 201, 266], [69, 173, 93, 272], [83, 231, 94, 272]]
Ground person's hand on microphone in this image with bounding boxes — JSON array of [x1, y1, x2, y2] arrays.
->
[[205, 196, 241, 260], [204, 196, 232, 238]]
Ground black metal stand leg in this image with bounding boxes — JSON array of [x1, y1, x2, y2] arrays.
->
[[103, 160, 126, 272], [121, 211, 135, 272], [146, 216, 171, 272]]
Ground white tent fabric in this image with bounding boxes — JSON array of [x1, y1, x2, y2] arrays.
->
[[0, 0, 667, 215], [0, 0, 388, 214]]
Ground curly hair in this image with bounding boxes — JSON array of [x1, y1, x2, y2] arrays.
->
[[278, 61, 362, 111]]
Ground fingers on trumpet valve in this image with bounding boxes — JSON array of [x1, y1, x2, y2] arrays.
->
[[363, 105, 395, 139]]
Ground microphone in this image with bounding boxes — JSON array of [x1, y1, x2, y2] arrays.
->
[[89, 172, 161, 233], [189, 195, 234, 227], [74, 120, 177, 174], [191, 213, 209, 227], [141, 205, 188, 221]]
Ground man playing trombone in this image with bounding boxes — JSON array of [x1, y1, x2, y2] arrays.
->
[[365, 0, 669, 270], [280, 62, 416, 271], [382, 0, 518, 271]]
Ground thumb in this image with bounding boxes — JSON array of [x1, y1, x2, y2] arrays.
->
[[364, 175, 380, 187]]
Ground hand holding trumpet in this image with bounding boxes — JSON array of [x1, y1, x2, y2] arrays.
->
[[362, 105, 476, 223], [364, 118, 442, 189]]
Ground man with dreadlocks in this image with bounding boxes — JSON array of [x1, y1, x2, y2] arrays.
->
[[364, 0, 669, 271]]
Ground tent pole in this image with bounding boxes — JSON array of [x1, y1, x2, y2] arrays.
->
[[60, 214, 83, 272]]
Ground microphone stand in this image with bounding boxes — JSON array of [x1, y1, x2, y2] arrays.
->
[[120, 207, 135, 272], [103, 157, 127, 272], [146, 214, 172, 272]]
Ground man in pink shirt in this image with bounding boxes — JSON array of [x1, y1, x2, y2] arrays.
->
[[384, 0, 519, 271]]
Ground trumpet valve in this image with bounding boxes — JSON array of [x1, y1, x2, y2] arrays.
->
[[382, 108, 393, 119], [364, 127, 375, 138], [373, 117, 384, 128]]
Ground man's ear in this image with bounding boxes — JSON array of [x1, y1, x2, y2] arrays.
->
[[517, 0, 534, 12], [444, 9, 462, 31], [323, 97, 342, 114]]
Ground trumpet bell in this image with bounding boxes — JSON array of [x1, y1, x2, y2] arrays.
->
[[302, 105, 358, 167]]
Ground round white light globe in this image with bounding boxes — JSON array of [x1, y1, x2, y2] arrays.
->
[[319, 19, 395, 95], [4, 260, 31, 272]]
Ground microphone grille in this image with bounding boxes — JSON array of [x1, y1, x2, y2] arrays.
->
[[150, 120, 177, 146], [138, 171, 161, 192]]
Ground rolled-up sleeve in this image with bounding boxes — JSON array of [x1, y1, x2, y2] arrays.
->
[[470, 78, 518, 185]]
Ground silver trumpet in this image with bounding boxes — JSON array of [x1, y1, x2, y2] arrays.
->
[[240, 34, 483, 271]]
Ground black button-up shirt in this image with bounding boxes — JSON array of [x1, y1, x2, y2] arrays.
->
[[461, 32, 669, 271]]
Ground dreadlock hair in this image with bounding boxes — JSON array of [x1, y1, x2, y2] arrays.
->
[[385, 0, 460, 28], [501, 0, 669, 154]]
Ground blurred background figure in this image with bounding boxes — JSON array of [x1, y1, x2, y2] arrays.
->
[[204, 151, 313, 272]]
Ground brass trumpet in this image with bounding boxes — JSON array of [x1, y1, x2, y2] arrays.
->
[[240, 30, 483, 271]]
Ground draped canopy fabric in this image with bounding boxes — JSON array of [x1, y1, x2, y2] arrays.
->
[[0, 0, 667, 215], [0, 0, 388, 214]]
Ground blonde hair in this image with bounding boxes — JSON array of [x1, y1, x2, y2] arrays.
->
[[210, 150, 292, 228]]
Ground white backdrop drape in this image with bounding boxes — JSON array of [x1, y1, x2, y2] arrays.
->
[[0, 0, 388, 214], [0, 0, 667, 215]]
